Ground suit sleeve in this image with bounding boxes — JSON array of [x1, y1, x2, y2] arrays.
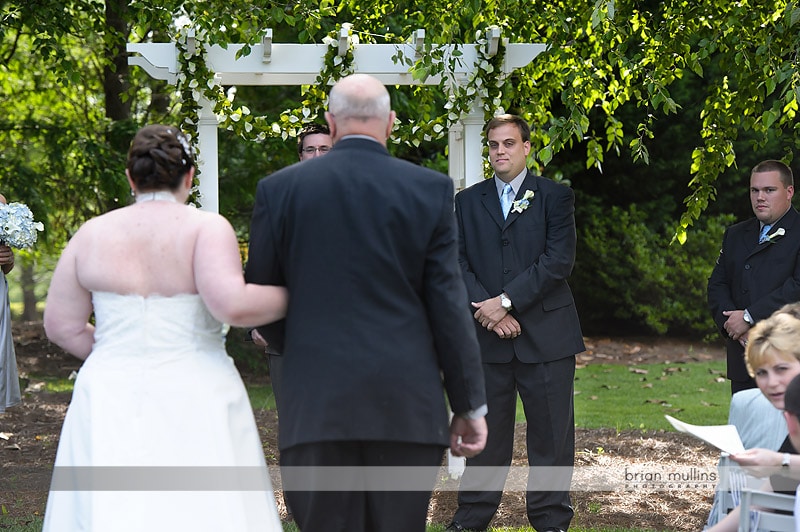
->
[[748, 245, 800, 321], [455, 192, 491, 304], [504, 184, 577, 311], [244, 179, 286, 352], [426, 181, 486, 415], [707, 228, 736, 336]]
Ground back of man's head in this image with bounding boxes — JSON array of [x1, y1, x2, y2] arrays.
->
[[784, 373, 800, 417], [326, 74, 394, 143]]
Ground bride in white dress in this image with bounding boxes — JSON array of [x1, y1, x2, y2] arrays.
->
[[42, 125, 286, 531]]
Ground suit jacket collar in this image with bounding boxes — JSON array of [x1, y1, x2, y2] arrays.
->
[[331, 137, 390, 156], [480, 170, 538, 229], [746, 206, 799, 257]]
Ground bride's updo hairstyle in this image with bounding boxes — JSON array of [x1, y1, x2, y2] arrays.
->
[[127, 125, 194, 191]]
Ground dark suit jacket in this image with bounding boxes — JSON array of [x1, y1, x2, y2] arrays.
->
[[708, 207, 800, 381], [455, 171, 585, 363], [245, 137, 486, 451]]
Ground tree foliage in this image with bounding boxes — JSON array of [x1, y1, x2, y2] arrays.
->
[[3, 0, 798, 237], [1, 0, 799, 331]]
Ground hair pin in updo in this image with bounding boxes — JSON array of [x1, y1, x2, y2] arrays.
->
[[168, 127, 193, 165]]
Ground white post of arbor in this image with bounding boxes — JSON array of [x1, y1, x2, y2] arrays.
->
[[196, 94, 219, 212], [462, 101, 489, 188]]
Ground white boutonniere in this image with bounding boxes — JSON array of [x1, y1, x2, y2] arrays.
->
[[766, 227, 786, 243], [511, 190, 535, 214]]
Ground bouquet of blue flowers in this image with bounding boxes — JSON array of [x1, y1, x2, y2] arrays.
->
[[0, 202, 44, 249]]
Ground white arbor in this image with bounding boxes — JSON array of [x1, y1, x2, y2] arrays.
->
[[128, 28, 544, 212], [128, 28, 544, 477]]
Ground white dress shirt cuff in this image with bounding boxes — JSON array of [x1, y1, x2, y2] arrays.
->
[[459, 404, 488, 420]]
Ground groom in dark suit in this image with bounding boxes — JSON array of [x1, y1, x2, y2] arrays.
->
[[708, 159, 800, 393], [447, 114, 584, 532], [245, 73, 487, 532]]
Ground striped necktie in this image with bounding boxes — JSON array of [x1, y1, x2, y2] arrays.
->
[[759, 224, 772, 244], [500, 183, 514, 219]]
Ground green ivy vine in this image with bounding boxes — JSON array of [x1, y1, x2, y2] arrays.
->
[[174, 23, 509, 152]]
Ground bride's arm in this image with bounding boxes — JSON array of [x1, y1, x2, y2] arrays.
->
[[43, 235, 95, 360], [194, 214, 288, 327]]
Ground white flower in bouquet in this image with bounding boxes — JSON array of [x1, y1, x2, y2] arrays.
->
[[0, 202, 44, 249]]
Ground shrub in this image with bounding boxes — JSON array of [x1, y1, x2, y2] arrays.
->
[[571, 203, 734, 336]]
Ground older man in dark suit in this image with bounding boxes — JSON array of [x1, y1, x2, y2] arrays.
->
[[447, 114, 584, 532], [245, 73, 487, 532], [708, 159, 800, 394]]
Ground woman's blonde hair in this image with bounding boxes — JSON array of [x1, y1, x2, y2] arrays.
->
[[745, 303, 800, 377]]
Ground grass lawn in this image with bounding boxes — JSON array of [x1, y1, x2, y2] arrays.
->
[[572, 360, 729, 430], [12, 360, 730, 532], [247, 359, 731, 431]]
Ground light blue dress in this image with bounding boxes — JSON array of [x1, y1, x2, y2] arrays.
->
[[0, 271, 21, 413]]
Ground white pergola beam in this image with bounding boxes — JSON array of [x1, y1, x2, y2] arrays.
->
[[127, 42, 545, 86]]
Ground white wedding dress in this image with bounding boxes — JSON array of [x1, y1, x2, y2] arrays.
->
[[43, 292, 282, 531]]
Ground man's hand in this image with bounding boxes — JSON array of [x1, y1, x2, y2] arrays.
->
[[250, 328, 269, 348], [722, 309, 750, 341], [449, 415, 488, 458], [472, 296, 507, 330], [0, 244, 14, 274], [492, 314, 521, 339]]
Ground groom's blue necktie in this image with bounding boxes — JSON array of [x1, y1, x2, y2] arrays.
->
[[759, 224, 772, 244], [500, 183, 514, 219]]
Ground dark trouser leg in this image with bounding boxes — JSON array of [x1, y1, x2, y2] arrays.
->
[[281, 440, 443, 532], [363, 442, 444, 532], [267, 354, 293, 518], [515, 356, 575, 531], [730, 377, 756, 395], [267, 354, 283, 410], [452, 362, 517, 530]]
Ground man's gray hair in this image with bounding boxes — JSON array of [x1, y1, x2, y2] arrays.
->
[[328, 83, 391, 120]]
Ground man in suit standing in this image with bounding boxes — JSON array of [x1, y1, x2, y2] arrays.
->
[[447, 114, 584, 532], [708, 160, 800, 394], [245, 73, 488, 532]]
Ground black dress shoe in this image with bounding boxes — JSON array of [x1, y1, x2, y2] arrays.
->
[[445, 522, 486, 532], [541, 528, 566, 532]]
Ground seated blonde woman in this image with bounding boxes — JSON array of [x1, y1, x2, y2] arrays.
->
[[708, 303, 800, 531]]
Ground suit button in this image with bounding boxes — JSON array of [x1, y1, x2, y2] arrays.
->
[[502, 239, 509, 246], [744, 264, 751, 270], [503, 268, 510, 274]]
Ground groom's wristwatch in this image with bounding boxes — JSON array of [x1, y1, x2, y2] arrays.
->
[[500, 293, 513, 312], [743, 309, 754, 326]]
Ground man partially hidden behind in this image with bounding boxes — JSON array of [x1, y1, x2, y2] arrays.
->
[[708, 160, 800, 394], [448, 114, 584, 532], [296, 123, 332, 161], [245, 74, 488, 532]]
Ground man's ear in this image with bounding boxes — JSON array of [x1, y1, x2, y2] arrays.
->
[[325, 112, 337, 140], [385, 110, 396, 139], [784, 410, 800, 434]]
